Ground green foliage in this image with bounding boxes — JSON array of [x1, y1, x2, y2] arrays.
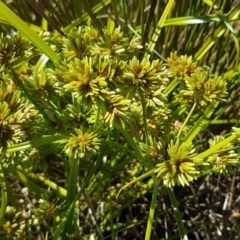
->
[[0, 0, 239, 239], [0, 206, 23, 239]]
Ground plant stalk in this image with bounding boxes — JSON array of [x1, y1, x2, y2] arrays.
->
[[167, 187, 188, 240]]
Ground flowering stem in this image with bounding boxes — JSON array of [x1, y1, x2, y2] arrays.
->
[[17, 166, 67, 196], [183, 100, 219, 143], [7, 165, 44, 196], [65, 156, 80, 230], [53, 145, 109, 239], [139, 89, 153, 169], [164, 78, 179, 95], [177, 101, 197, 139], [195, 133, 236, 159], [0, 162, 7, 222], [145, 0, 175, 59], [67, 157, 80, 201], [166, 187, 188, 240], [94, 107, 100, 127], [145, 180, 159, 240]]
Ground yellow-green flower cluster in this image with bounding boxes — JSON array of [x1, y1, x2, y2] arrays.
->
[[50, 25, 169, 133], [155, 140, 202, 187], [0, 32, 33, 75], [167, 51, 197, 79], [32, 192, 66, 224], [0, 206, 23, 238], [103, 95, 131, 128], [208, 135, 238, 175], [181, 67, 227, 105], [62, 27, 91, 60], [62, 100, 94, 129], [0, 82, 25, 150], [91, 27, 143, 59], [60, 26, 142, 61], [121, 57, 168, 98], [24, 71, 57, 102], [63, 129, 101, 159], [60, 57, 108, 102]]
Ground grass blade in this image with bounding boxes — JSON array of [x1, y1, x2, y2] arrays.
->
[[0, 2, 59, 62]]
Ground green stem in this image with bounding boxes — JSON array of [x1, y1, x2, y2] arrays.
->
[[177, 102, 197, 139], [117, 168, 155, 199], [17, 166, 67, 197], [164, 78, 179, 96], [139, 89, 153, 169], [7, 166, 44, 196], [53, 145, 108, 240], [0, 162, 7, 222], [195, 133, 236, 159], [94, 107, 100, 127], [145, 0, 175, 59], [65, 157, 80, 230], [184, 100, 219, 144], [167, 187, 188, 240], [145, 181, 159, 240], [67, 157, 80, 202], [7, 135, 68, 153]]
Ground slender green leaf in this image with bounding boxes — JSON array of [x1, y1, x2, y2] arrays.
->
[[184, 101, 219, 143], [0, 2, 59, 62], [0, 163, 7, 222]]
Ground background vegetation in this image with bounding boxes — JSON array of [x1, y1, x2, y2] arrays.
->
[[0, 0, 240, 239]]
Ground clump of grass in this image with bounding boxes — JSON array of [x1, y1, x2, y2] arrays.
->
[[0, 1, 240, 239]]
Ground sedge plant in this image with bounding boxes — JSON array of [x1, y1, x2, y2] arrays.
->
[[0, 0, 240, 239]]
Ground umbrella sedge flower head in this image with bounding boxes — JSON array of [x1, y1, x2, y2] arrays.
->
[[167, 51, 197, 79], [104, 94, 130, 128], [0, 102, 15, 149], [91, 27, 127, 57], [62, 100, 94, 129], [127, 36, 143, 51], [62, 27, 92, 60], [0, 32, 33, 74], [145, 87, 166, 109], [155, 139, 201, 187], [208, 135, 238, 175], [0, 83, 26, 151], [61, 57, 108, 104], [0, 206, 23, 238], [24, 71, 57, 102], [204, 75, 227, 102], [64, 129, 101, 159], [122, 56, 168, 97], [181, 67, 227, 105], [32, 192, 66, 224]]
